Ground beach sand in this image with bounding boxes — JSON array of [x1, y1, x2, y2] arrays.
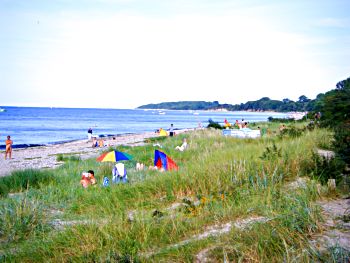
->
[[0, 131, 173, 177]]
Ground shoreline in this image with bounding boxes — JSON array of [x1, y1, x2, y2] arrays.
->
[[0, 129, 193, 178], [0, 132, 144, 150]]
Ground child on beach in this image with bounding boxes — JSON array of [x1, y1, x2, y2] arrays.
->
[[5, 135, 13, 160]]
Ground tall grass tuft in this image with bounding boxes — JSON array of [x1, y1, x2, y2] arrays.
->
[[0, 197, 48, 243], [0, 169, 57, 197]]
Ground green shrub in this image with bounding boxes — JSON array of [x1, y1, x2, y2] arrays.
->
[[207, 118, 223, 129], [279, 126, 304, 138], [260, 143, 282, 160], [268, 117, 295, 123], [303, 152, 345, 185], [333, 123, 350, 165], [0, 183, 9, 197]]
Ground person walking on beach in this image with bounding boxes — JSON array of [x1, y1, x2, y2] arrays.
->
[[169, 124, 175, 137], [5, 135, 13, 159], [87, 128, 93, 141]]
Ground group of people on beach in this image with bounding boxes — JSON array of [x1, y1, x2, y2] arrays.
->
[[88, 128, 109, 148], [223, 119, 249, 129], [81, 123, 188, 188], [80, 162, 130, 188]]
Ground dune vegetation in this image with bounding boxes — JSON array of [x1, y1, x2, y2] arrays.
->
[[0, 122, 348, 262]]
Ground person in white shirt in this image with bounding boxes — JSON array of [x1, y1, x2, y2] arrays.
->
[[175, 138, 188, 152]]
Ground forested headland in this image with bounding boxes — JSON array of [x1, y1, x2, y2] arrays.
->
[[138, 78, 349, 112]]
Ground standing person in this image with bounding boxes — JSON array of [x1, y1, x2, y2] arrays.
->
[[87, 127, 93, 141], [5, 135, 13, 159], [169, 124, 175, 137]]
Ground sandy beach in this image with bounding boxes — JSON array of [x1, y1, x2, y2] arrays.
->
[[0, 131, 171, 177]]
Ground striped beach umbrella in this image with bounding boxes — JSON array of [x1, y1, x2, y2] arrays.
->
[[96, 151, 132, 162]]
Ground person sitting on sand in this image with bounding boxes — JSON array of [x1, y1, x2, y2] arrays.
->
[[92, 137, 98, 147], [98, 138, 105, 147], [80, 170, 96, 188], [175, 138, 188, 152], [5, 135, 13, 160]]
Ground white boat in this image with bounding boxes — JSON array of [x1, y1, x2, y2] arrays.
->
[[159, 111, 166, 115], [0, 108, 6, 112]]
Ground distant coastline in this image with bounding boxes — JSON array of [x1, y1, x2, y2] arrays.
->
[[138, 96, 318, 112]]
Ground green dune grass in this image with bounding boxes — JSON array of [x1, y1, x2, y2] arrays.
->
[[0, 124, 341, 262]]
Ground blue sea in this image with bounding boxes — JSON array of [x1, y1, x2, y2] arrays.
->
[[0, 107, 287, 149]]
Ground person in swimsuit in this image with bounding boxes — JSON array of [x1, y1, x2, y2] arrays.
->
[[5, 135, 13, 159]]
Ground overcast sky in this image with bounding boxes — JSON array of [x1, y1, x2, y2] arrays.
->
[[0, 0, 349, 109]]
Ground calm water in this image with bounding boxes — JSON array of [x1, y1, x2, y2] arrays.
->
[[0, 107, 287, 148]]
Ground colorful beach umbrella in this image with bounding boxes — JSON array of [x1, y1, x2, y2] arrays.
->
[[96, 151, 132, 162], [154, 150, 178, 171]]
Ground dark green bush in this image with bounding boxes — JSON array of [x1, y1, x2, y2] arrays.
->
[[304, 152, 345, 185], [279, 126, 304, 138], [333, 123, 350, 165], [260, 143, 282, 160], [0, 183, 9, 197], [207, 118, 223, 129], [268, 117, 296, 123]]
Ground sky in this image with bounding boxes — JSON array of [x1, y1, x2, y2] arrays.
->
[[0, 0, 349, 109]]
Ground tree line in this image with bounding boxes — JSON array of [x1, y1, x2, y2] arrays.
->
[[138, 95, 319, 112]]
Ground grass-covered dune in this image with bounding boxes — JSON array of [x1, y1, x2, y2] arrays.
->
[[0, 124, 342, 262]]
